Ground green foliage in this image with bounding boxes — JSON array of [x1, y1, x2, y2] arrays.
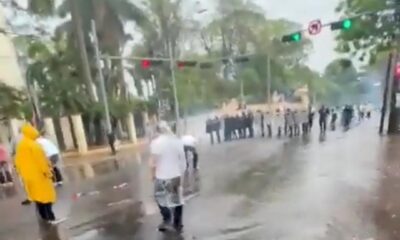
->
[[322, 58, 364, 104], [25, 37, 91, 117], [335, 0, 395, 64], [0, 83, 28, 120]]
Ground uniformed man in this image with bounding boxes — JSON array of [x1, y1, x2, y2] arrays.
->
[[265, 110, 273, 137], [300, 109, 309, 135], [275, 109, 285, 137], [254, 110, 264, 137], [285, 109, 294, 137], [318, 105, 329, 133]]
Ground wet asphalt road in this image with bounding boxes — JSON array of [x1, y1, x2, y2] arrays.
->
[[1, 117, 400, 240]]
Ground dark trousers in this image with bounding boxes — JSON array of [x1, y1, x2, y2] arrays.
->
[[184, 145, 198, 169], [209, 132, 214, 144], [215, 130, 221, 143], [277, 126, 282, 137], [158, 204, 183, 227], [52, 167, 63, 183], [319, 120, 327, 132], [302, 123, 308, 134], [107, 133, 116, 154], [36, 203, 55, 221], [249, 126, 254, 138], [0, 163, 12, 184]]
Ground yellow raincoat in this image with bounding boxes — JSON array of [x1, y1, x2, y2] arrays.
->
[[15, 124, 56, 203]]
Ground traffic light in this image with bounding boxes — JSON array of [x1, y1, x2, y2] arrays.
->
[[141, 59, 163, 69], [177, 61, 197, 69], [395, 62, 400, 79], [330, 19, 352, 31], [281, 32, 302, 43], [394, 62, 400, 90]]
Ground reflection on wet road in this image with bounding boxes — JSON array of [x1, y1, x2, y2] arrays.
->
[[1, 119, 400, 240]]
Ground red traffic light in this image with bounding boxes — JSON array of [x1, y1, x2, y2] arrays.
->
[[141, 59, 151, 69], [141, 59, 163, 69]]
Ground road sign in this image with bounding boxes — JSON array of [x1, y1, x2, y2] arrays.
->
[[308, 19, 322, 35]]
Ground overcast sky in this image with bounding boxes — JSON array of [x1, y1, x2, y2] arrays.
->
[[256, 0, 342, 73]]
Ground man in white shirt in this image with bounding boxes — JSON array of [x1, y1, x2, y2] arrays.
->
[[149, 121, 186, 233], [181, 134, 198, 169], [37, 136, 63, 185]]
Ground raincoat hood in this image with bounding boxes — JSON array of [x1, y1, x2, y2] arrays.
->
[[21, 123, 40, 140]]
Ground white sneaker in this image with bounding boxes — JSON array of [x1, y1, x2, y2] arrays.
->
[[49, 218, 67, 225]]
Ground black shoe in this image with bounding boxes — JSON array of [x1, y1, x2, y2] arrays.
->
[[158, 222, 172, 232], [174, 224, 183, 234], [21, 199, 31, 205]]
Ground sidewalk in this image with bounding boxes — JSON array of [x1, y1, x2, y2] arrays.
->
[[62, 139, 148, 166]]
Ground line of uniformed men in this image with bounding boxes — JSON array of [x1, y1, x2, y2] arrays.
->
[[206, 108, 314, 144]]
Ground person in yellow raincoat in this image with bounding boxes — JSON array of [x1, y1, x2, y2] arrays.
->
[[14, 123, 57, 223]]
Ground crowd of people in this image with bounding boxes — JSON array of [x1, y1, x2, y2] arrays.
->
[[205, 104, 373, 144]]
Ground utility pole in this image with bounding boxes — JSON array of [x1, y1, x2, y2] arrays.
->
[[91, 20, 112, 137], [168, 40, 181, 135], [266, 55, 272, 104], [388, 52, 400, 134], [379, 52, 394, 134]]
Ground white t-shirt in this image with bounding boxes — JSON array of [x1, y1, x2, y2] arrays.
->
[[37, 137, 60, 157], [181, 135, 197, 147], [150, 134, 186, 180]]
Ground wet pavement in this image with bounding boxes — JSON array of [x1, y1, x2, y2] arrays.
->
[[1, 117, 400, 240]]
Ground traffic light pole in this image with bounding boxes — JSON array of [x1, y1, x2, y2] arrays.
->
[[379, 52, 394, 134], [267, 55, 272, 104], [91, 20, 112, 135], [168, 40, 181, 135]]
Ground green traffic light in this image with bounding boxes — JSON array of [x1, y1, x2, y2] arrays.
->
[[291, 33, 301, 42], [342, 19, 352, 29]]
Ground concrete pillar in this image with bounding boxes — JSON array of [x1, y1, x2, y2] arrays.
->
[[60, 117, 74, 150], [126, 113, 137, 144], [8, 119, 21, 140], [43, 118, 58, 147], [71, 114, 88, 154]]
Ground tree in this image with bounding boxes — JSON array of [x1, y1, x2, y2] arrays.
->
[[323, 58, 363, 104], [0, 82, 27, 121], [25, 37, 91, 117], [335, 0, 395, 65]]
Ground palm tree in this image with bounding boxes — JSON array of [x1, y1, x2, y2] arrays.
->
[[23, 0, 152, 101]]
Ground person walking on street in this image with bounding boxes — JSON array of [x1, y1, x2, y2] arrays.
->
[[330, 108, 338, 131], [0, 144, 13, 186], [308, 107, 315, 130], [319, 105, 329, 133], [213, 117, 222, 144], [292, 110, 300, 136], [274, 109, 284, 137], [181, 134, 199, 170], [205, 118, 214, 145], [150, 121, 186, 233], [37, 135, 63, 186], [285, 109, 294, 137], [14, 123, 60, 224], [254, 110, 264, 137]]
